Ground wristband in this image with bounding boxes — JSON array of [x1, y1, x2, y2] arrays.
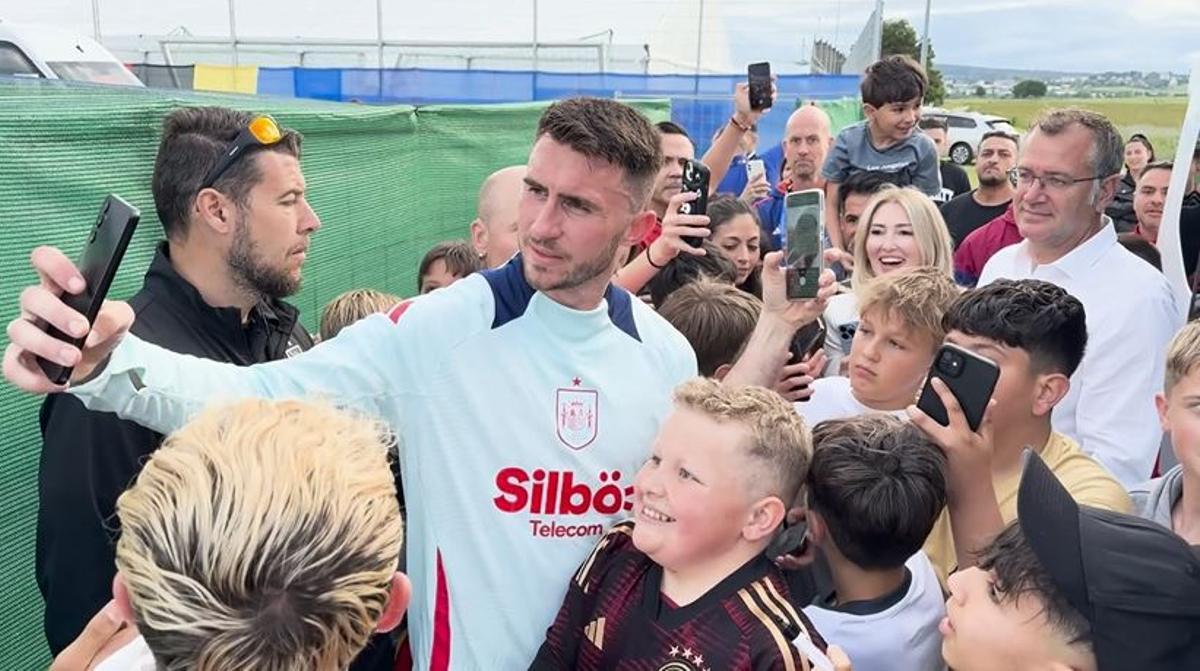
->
[[729, 116, 752, 133], [645, 246, 668, 270]]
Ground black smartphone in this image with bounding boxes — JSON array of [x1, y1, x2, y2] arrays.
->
[[766, 520, 808, 558], [679, 159, 710, 247], [37, 195, 140, 385], [784, 189, 824, 299], [789, 318, 826, 363], [916, 343, 1000, 432], [748, 62, 772, 111]]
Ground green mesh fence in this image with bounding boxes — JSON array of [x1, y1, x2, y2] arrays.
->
[[0, 77, 669, 669]]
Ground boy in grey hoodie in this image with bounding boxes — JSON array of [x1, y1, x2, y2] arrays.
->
[[1132, 321, 1200, 545]]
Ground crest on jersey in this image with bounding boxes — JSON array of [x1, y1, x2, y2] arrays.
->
[[556, 379, 598, 450]]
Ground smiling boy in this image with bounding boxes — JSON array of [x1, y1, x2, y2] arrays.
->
[[531, 378, 830, 670]]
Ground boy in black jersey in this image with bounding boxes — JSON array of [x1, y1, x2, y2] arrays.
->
[[531, 378, 830, 670]]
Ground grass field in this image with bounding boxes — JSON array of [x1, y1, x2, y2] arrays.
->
[[944, 96, 1191, 186]]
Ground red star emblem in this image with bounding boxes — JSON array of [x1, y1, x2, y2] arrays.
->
[[572, 377, 582, 386]]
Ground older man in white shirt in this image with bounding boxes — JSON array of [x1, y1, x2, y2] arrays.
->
[[978, 108, 1183, 487]]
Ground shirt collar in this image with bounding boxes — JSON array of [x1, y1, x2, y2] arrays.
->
[[1016, 217, 1117, 280]]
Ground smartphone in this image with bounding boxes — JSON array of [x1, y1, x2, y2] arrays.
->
[[766, 520, 808, 558], [748, 62, 773, 111], [784, 189, 824, 299], [790, 318, 826, 363], [746, 158, 766, 183], [37, 195, 140, 385], [679, 159, 710, 247], [916, 343, 1000, 432]]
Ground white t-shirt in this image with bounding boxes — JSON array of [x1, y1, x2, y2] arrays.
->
[[802, 552, 947, 671], [795, 376, 909, 427], [93, 634, 156, 671], [70, 258, 698, 670]]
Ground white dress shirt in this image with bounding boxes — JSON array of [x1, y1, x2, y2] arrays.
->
[[978, 221, 1183, 486]]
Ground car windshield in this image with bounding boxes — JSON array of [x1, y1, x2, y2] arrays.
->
[[46, 61, 142, 86]]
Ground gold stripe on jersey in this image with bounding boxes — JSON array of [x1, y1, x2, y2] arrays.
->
[[584, 617, 606, 650], [759, 577, 811, 638], [574, 520, 634, 592], [737, 589, 808, 671], [750, 579, 795, 632]]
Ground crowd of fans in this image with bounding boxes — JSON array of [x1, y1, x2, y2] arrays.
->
[[6, 53, 1200, 671]]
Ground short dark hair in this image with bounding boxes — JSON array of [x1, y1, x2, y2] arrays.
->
[[979, 523, 1094, 650], [1126, 133, 1156, 162], [646, 241, 738, 308], [537, 98, 662, 210], [655, 120, 690, 140], [980, 129, 1020, 152], [861, 55, 928, 107], [1139, 160, 1174, 182], [943, 279, 1088, 376], [837, 171, 891, 215], [1118, 233, 1163, 271], [808, 416, 947, 570], [152, 107, 302, 239], [918, 116, 947, 132], [659, 279, 761, 377], [417, 240, 482, 291]]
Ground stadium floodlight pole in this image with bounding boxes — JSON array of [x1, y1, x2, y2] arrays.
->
[[693, 0, 705, 94], [920, 0, 932, 68], [874, 0, 884, 62], [91, 0, 101, 42], [228, 0, 238, 68]]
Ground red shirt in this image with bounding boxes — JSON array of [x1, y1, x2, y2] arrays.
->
[[1133, 223, 1158, 245], [953, 203, 1022, 286]]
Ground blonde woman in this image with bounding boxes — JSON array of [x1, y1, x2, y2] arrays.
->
[[822, 185, 954, 374]]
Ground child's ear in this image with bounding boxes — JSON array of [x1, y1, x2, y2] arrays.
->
[[744, 496, 787, 543], [713, 363, 733, 381], [1156, 392, 1170, 433], [1032, 372, 1071, 417], [862, 102, 877, 119]]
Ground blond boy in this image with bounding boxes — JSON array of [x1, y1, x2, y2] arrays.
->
[[319, 288, 402, 341], [532, 378, 830, 670], [1133, 320, 1200, 545]]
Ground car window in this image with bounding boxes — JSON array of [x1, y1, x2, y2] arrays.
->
[[46, 61, 142, 86], [0, 41, 43, 78], [946, 116, 977, 129]]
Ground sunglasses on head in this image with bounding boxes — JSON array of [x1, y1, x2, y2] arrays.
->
[[200, 115, 283, 191]]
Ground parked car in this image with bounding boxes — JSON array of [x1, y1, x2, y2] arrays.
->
[[0, 19, 143, 87], [922, 108, 1016, 165]]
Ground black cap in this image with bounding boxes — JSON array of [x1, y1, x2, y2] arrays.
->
[[1017, 450, 1200, 670]]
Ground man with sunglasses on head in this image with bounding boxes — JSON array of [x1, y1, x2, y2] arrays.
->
[[978, 108, 1182, 489], [940, 130, 1019, 247], [33, 107, 317, 656]]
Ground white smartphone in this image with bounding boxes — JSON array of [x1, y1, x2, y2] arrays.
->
[[746, 158, 766, 183], [784, 188, 824, 299]]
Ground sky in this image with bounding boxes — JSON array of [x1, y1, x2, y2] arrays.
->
[[2, 0, 1198, 74]]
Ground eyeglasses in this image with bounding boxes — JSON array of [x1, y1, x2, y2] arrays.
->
[[200, 116, 284, 190], [1010, 168, 1105, 192]]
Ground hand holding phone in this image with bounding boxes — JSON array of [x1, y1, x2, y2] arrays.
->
[[784, 189, 824, 299], [746, 158, 766, 182], [915, 344, 1000, 432], [679, 160, 710, 247], [36, 195, 140, 385]]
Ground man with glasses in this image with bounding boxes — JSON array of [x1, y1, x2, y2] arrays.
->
[[940, 131, 1020, 247], [978, 108, 1182, 488], [33, 106, 318, 655]]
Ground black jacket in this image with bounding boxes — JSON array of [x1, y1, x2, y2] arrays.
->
[[36, 243, 312, 654], [1106, 171, 1138, 233]]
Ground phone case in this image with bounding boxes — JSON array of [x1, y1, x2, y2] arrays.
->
[[38, 195, 140, 384], [784, 190, 823, 299], [748, 62, 772, 111], [679, 160, 710, 247], [916, 344, 1000, 432]]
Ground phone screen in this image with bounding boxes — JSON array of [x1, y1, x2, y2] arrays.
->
[[746, 158, 766, 182], [785, 190, 823, 298], [748, 62, 772, 111]]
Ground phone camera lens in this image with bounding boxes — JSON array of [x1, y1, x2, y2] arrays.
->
[[939, 351, 964, 377]]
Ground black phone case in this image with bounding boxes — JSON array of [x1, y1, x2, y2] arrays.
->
[[748, 62, 772, 111], [766, 521, 808, 558], [38, 195, 140, 385], [916, 344, 1000, 432], [679, 160, 710, 247]]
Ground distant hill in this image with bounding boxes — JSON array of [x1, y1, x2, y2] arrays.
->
[[940, 63, 1093, 82]]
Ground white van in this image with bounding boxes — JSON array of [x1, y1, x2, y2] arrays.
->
[[0, 19, 143, 87]]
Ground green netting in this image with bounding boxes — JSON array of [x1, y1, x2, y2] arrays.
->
[[0, 77, 669, 669]]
